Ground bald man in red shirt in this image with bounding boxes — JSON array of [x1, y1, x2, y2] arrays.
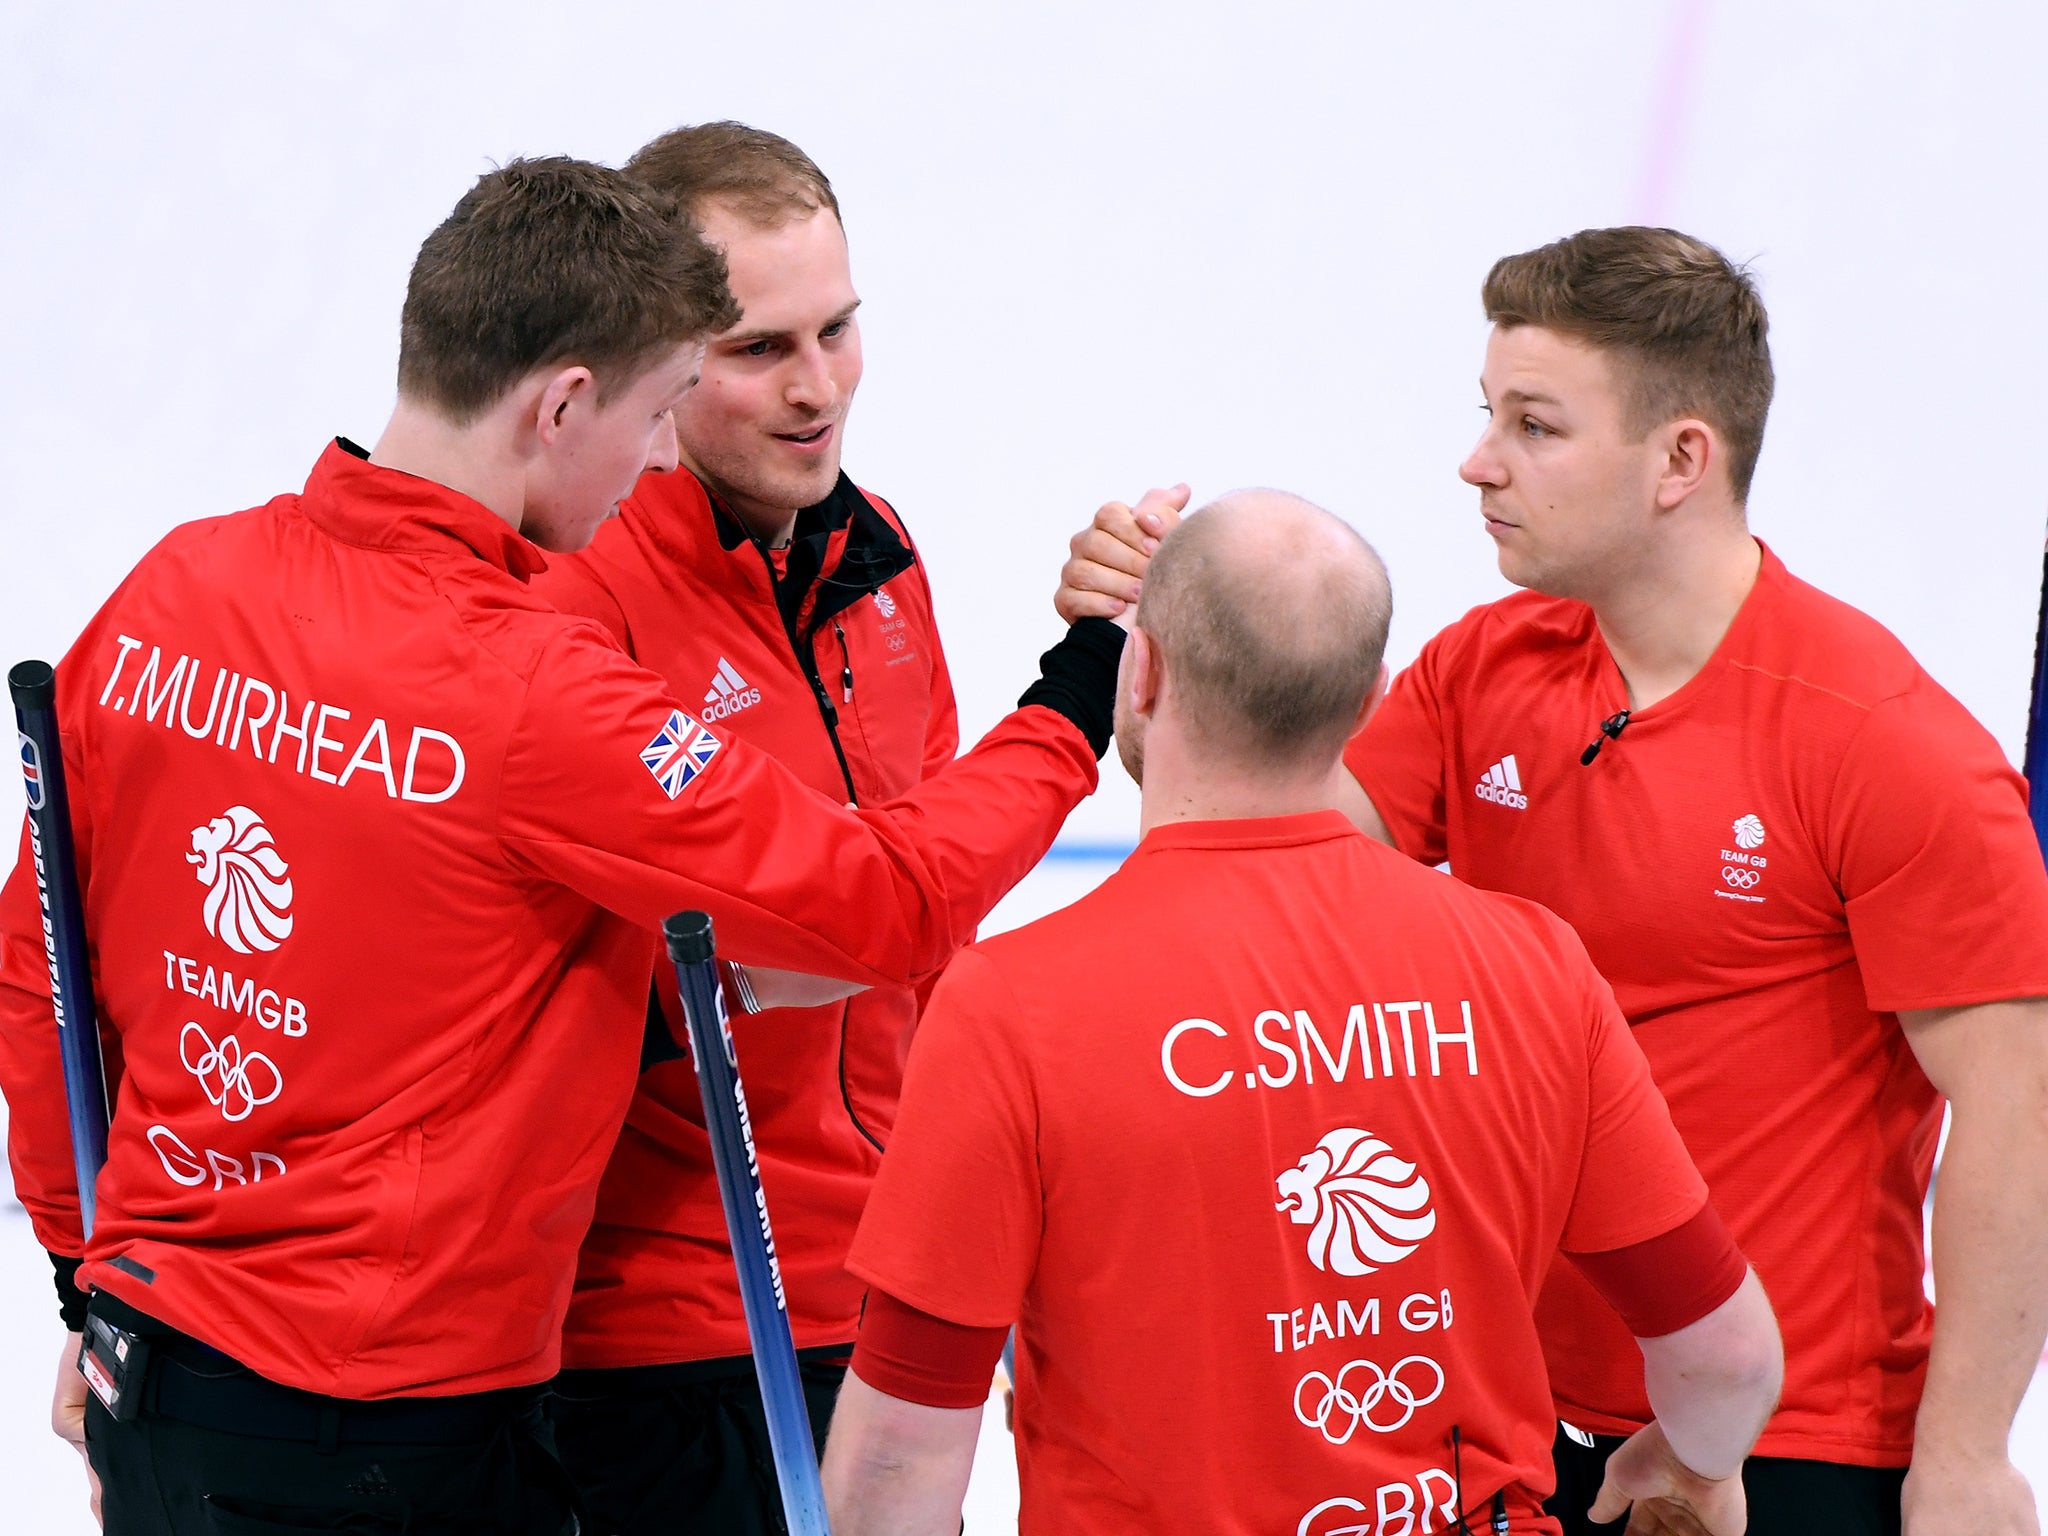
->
[[1059, 229, 2048, 1536], [826, 491, 1783, 1536]]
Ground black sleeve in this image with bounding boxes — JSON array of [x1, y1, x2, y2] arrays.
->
[[50, 1251, 87, 1332], [1017, 618, 1126, 760]]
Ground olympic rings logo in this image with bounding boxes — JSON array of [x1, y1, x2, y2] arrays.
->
[[179, 1022, 283, 1122], [1721, 866, 1760, 889], [1293, 1355, 1445, 1442]]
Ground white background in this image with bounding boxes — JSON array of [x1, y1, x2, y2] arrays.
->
[[3, 1, 2046, 1528]]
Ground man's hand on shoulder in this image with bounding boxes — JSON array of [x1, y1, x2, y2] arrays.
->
[[1903, 1448, 2039, 1536], [1055, 484, 1189, 631], [52, 1330, 101, 1526]]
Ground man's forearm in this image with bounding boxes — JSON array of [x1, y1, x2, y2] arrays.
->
[[1915, 1099, 2048, 1462], [1638, 1269, 1783, 1479], [821, 1370, 981, 1536]]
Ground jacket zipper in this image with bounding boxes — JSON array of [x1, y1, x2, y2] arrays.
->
[[750, 532, 885, 1155], [753, 541, 858, 805]]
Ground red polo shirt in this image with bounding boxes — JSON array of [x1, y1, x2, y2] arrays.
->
[[850, 813, 1709, 1534], [1346, 541, 2048, 1464]]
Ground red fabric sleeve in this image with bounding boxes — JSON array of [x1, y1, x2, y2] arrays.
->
[[911, 558, 966, 1022], [1826, 690, 2048, 1012], [1566, 1203, 1749, 1338], [850, 1288, 1009, 1409], [914, 565, 963, 782], [496, 631, 1097, 987], [1343, 629, 1458, 865], [1560, 951, 1711, 1254], [528, 550, 635, 653], [846, 949, 1042, 1326]]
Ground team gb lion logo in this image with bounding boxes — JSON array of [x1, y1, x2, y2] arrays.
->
[[187, 806, 294, 955], [1275, 1128, 1436, 1276]]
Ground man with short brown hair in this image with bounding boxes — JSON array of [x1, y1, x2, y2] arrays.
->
[[1060, 228, 2048, 1536], [1, 154, 1125, 1535]]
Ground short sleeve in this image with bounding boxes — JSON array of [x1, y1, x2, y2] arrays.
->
[[1561, 965, 1710, 1255], [1828, 689, 2048, 1013], [845, 949, 1043, 1328], [1345, 635, 1455, 865]]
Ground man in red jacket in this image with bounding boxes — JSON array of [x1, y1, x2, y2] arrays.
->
[[533, 121, 1169, 1536], [0, 156, 1124, 1535]]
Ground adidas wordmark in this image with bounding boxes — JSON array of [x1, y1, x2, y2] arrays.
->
[[702, 658, 763, 721], [1474, 754, 1528, 810]]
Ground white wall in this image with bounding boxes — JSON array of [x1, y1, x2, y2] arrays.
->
[[4, 0, 2045, 851], [1, 1, 2045, 1526]]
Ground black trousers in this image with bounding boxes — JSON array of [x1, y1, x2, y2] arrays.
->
[[1547, 1424, 1906, 1536], [82, 1298, 576, 1535], [549, 1353, 848, 1536]]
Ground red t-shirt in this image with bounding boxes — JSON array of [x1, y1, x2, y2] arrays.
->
[[1345, 541, 2048, 1465], [848, 812, 1708, 1535]]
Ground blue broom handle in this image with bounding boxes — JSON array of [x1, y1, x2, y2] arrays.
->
[[663, 911, 831, 1536], [2026, 533, 2048, 860], [10, 660, 111, 1238]]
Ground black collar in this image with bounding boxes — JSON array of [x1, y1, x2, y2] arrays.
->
[[710, 473, 917, 637]]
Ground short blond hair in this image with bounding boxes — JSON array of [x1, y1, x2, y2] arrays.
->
[[625, 121, 840, 229]]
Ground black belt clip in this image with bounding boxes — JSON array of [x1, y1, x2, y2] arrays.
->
[[80, 1313, 152, 1422]]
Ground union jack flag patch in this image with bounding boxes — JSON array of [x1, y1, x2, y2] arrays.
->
[[640, 709, 722, 800]]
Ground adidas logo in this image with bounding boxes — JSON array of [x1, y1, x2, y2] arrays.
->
[[345, 1463, 396, 1498], [702, 658, 763, 722], [1474, 754, 1528, 810]]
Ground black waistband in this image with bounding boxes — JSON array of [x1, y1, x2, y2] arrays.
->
[[552, 1344, 853, 1399], [87, 1293, 546, 1446]]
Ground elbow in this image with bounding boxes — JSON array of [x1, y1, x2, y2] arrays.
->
[[1723, 1312, 1784, 1407], [1707, 1268, 1783, 1400], [1729, 1269, 1785, 1404], [1644, 1268, 1785, 1419]]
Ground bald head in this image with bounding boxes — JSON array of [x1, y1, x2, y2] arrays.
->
[[1134, 490, 1391, 771]]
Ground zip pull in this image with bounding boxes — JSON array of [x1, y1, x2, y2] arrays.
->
[[834, 620, 853, 703]]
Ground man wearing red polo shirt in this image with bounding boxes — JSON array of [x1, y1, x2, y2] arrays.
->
[[826, 491, 1784, 1536], [1060, 229, 2048, 1536]]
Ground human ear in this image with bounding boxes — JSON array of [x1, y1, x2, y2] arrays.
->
[[1123, 629, 1163, 718], [1354, 662, 1392, 732], [1655, 419, 1716, 509], [533, 366, 597, 445]]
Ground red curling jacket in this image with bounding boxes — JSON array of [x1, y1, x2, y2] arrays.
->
[[534, 468, 961, 1367], [0, 441, 1098, 1399]]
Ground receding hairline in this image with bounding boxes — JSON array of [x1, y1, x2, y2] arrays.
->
[[1155, 488, 1387, 604], [1136, 489, 1392, 766]]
